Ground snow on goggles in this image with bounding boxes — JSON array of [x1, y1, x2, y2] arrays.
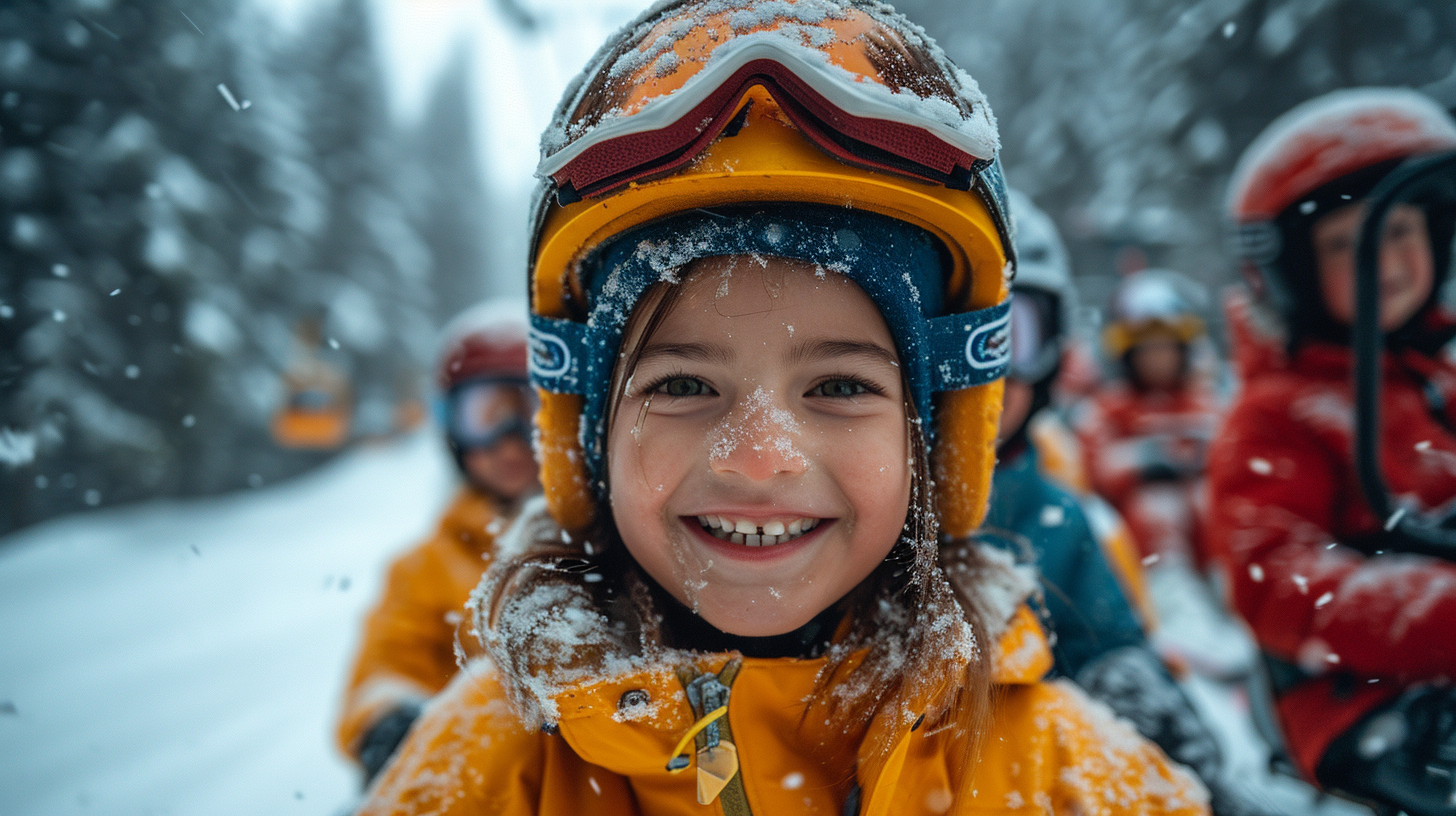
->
[[538, 7, 1010, 237], [445, 379, 538, 450]]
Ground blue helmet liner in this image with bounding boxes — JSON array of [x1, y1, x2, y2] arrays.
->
[[528, 204, 1010, 487]]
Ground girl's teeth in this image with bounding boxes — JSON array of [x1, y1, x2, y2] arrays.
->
[[698, 517, 820, 546]]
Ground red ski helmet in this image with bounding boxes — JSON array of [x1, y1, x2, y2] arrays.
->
[[438, 298, 531, 392], [1227, 88, 1456, 346]]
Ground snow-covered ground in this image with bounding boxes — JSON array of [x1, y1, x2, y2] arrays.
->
[[0, 431, 455, 816]]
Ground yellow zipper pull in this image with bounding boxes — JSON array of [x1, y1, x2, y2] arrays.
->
[[665, 705, 727, 772], [667, 659, 744, 806], [695, 738, 740, 805]]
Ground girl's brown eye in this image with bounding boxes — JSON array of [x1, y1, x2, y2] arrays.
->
[[659, 377, 710, 397]]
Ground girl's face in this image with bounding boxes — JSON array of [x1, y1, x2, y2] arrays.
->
[[607, 256, 912, 637], [1312, 201, 1434, 330]]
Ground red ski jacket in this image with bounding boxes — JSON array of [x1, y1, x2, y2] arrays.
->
[[1207, 326, 1456, 781], [1075, 380, 1219, 562]]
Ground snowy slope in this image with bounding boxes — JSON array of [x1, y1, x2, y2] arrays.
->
[[0, 431, 455, 816]]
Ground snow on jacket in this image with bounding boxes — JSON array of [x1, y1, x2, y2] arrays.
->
[[1075, 380, 1219, 562], [1206, 332, 1456, 780], [984, 446, 1149, 677], [360, 610, 1205, 816], [358, 507, 1208, 816], [336, 488, 505, 759]]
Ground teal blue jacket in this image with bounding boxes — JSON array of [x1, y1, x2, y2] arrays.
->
[[984, 447, 1148, 677]]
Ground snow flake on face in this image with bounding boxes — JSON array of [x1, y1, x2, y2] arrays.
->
[[780, 771, 805, 790], [1248, 563, 1264, 582], [1291, 573, 1309, 594], [709, 385, 808, 469], [1247, 457, 1272, 476]]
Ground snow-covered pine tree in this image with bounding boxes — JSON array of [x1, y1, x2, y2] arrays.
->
[[0, 0, 300, 532], [0, 0, 491, 535]]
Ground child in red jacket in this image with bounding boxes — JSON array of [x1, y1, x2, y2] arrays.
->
[[1076, 269, 1219, 568], [1212, 88, 1456, 816]]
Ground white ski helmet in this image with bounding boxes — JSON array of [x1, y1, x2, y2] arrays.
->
[[1008, 189, 1074, 385]]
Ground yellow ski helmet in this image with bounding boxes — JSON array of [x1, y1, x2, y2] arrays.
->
[[526, 0, 1014, 538]]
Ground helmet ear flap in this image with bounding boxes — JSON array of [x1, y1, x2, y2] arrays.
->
[[536, 392, 596, 534], [932, 383, 1003, 539]]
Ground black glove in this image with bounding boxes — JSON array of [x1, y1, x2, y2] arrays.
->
[[359, 701, 423, 787], [1140, 460, 1185, 483], [1318, 685, 1456, 816], [1076, 647, 1223, 785], [1137, 437, 1204, 482]]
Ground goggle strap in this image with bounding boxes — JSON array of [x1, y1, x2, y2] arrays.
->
[[529, 303, 1010, 396], [529, 315, 589, 394], [927, 300, 1012, 391]]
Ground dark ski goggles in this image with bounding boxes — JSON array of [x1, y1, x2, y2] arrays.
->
[[1008, 290, 1062, 384], [444, 379, 538, 451]]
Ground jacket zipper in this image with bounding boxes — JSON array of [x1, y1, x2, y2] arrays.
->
[[677, 658, 751, 816]]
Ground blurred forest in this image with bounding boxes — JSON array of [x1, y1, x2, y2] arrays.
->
[[899, 0, 1456, 319], [3, 0, 1456, 535], [0, 0, 492, 534]]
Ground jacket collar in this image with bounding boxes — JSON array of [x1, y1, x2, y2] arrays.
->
[[548, 603, 1051, 777]]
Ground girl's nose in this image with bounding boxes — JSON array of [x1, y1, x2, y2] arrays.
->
[[708, 388, 810, 481]]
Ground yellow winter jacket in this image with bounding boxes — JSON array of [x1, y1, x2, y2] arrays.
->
[[360, 606, 1208, 815], [336, 488, 505, 759]]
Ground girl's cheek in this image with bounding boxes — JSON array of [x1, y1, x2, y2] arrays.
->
[[617, 417, 699, 493], [824, 419, 910, 485]]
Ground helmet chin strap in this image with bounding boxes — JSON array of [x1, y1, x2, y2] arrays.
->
[[1352, 150, 1456, 562]]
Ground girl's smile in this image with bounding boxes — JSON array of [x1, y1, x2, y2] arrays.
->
[[607, 255, 913, 637]]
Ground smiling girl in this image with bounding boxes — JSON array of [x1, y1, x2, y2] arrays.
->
[[359, 3, 1208, 814]]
